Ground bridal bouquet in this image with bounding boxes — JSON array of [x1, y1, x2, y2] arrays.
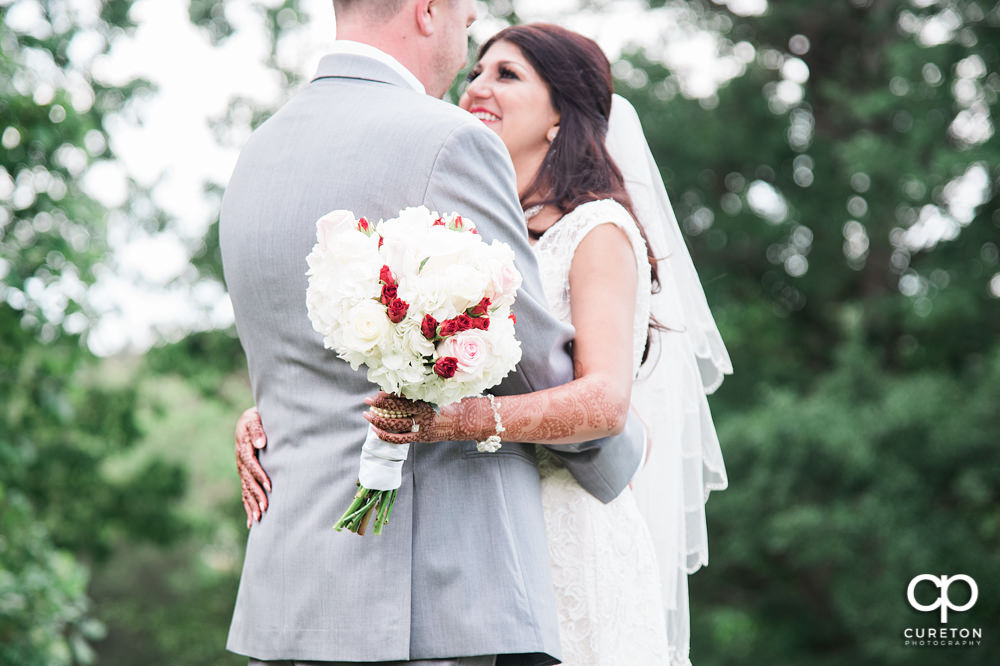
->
[[305, 206, 523, 534]]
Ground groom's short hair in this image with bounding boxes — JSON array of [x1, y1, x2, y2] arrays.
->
[[333, 0, 409, 22]]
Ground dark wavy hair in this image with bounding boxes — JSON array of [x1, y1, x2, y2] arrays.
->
[[477, 23, 664, 360]]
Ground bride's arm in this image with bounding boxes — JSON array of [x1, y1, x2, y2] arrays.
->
[[367, 222, 639, 446]]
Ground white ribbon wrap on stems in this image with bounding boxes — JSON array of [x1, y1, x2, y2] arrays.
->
[[358, 425, 410, 491]]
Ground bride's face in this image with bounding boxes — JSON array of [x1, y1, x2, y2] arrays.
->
[[460, 40, 560, 166]]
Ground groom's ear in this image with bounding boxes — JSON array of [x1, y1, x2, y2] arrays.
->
[[414, 0, 436, 36]]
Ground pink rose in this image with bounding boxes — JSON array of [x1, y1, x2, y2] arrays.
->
[[438, 331, 491, 377], [316, 210, 357, 251], [488, 263, 521, 304]]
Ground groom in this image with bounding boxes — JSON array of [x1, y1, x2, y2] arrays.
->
[[220, 1, 643, 664]]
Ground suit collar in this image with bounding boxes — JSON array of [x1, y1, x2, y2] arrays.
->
[[312, 42, 425, 94]]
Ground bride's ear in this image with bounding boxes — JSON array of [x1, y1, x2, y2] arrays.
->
[[547, 125, 560, 143]]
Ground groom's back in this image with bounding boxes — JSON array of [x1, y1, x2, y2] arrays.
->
[[222, 72, 471, 421], [219, 55, 564, 662]]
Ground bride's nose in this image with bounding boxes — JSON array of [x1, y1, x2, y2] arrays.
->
[[464, 78, 492, 101]]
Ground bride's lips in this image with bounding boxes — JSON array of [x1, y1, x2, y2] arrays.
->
[[468, 107, 501, 124]]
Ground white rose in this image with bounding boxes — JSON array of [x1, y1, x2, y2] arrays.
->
[[478, 316, 522, 383], [442, 264, 488, 311], [394, 206, 435, 228], [424, 224, 476, 261], [341, 300, 391, 355], [326, 229, 381, 268]]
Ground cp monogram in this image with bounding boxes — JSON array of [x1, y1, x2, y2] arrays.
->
[[907, 574, 979, 623]]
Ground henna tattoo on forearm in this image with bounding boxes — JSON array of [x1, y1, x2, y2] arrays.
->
[[366, 375, 628, 446], [497, 375, 629, 445]]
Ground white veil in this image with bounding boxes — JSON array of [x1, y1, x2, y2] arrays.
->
[[606, 94, 732, 665]]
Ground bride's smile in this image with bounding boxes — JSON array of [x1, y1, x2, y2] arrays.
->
[[460, 40, 560, 195]]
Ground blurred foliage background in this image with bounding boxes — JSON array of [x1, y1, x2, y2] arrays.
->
[[1, 0, 997, 664]]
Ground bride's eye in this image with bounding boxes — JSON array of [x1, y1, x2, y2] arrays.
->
[[465, 69, 482, 83], [499, 66, 519, 80]]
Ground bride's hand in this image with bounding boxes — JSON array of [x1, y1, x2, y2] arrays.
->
[[235, 406, 272, 528], [363, 392, 466, 444]]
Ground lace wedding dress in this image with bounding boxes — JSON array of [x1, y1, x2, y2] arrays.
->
[[532, 198, 676, 665]]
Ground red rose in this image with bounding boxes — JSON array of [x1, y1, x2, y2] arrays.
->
[[453, 216, 464, 230], [469, 297, 491, 317], [421, 314, 439, 340], [439, 315, 470, 337], [509, 311, 517, 324], [470, 316, 490, 331], [433, 217, 446, 227], [380, 283, 398, 305], [358, 217, 370, 232], [379, 265, 395, 285], [439, 319, 457, 337], [386, 297, 409, 323], [378, 235, 384, 249], [434, 356, 458, 378]]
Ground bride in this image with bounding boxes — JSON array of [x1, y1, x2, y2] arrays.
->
[[236, 23, 730, 666]]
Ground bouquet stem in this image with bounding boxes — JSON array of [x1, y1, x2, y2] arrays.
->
[[334, 486, 397, 535]]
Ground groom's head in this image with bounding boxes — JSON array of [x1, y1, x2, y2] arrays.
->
[[333, 0, 477, 98]]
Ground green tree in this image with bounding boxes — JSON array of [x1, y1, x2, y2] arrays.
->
[[8, 0, 993, 662], [170, 0, 1000, 663], [616, 1, 999, 663], [1, 1, 187, 662]]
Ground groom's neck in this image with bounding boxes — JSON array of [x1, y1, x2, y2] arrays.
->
[[337, 12, 428, 82]]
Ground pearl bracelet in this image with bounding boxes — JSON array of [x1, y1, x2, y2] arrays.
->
[[476, 394, 504, 453]]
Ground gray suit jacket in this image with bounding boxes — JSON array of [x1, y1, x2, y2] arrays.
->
[[220, 53, 643, 663]]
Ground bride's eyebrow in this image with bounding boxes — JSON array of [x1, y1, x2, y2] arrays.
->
[[496, 60, 526, 72]]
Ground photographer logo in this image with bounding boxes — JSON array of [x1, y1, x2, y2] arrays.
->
[[907, 574, 978, 622], [903, 574, 982, 648]]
